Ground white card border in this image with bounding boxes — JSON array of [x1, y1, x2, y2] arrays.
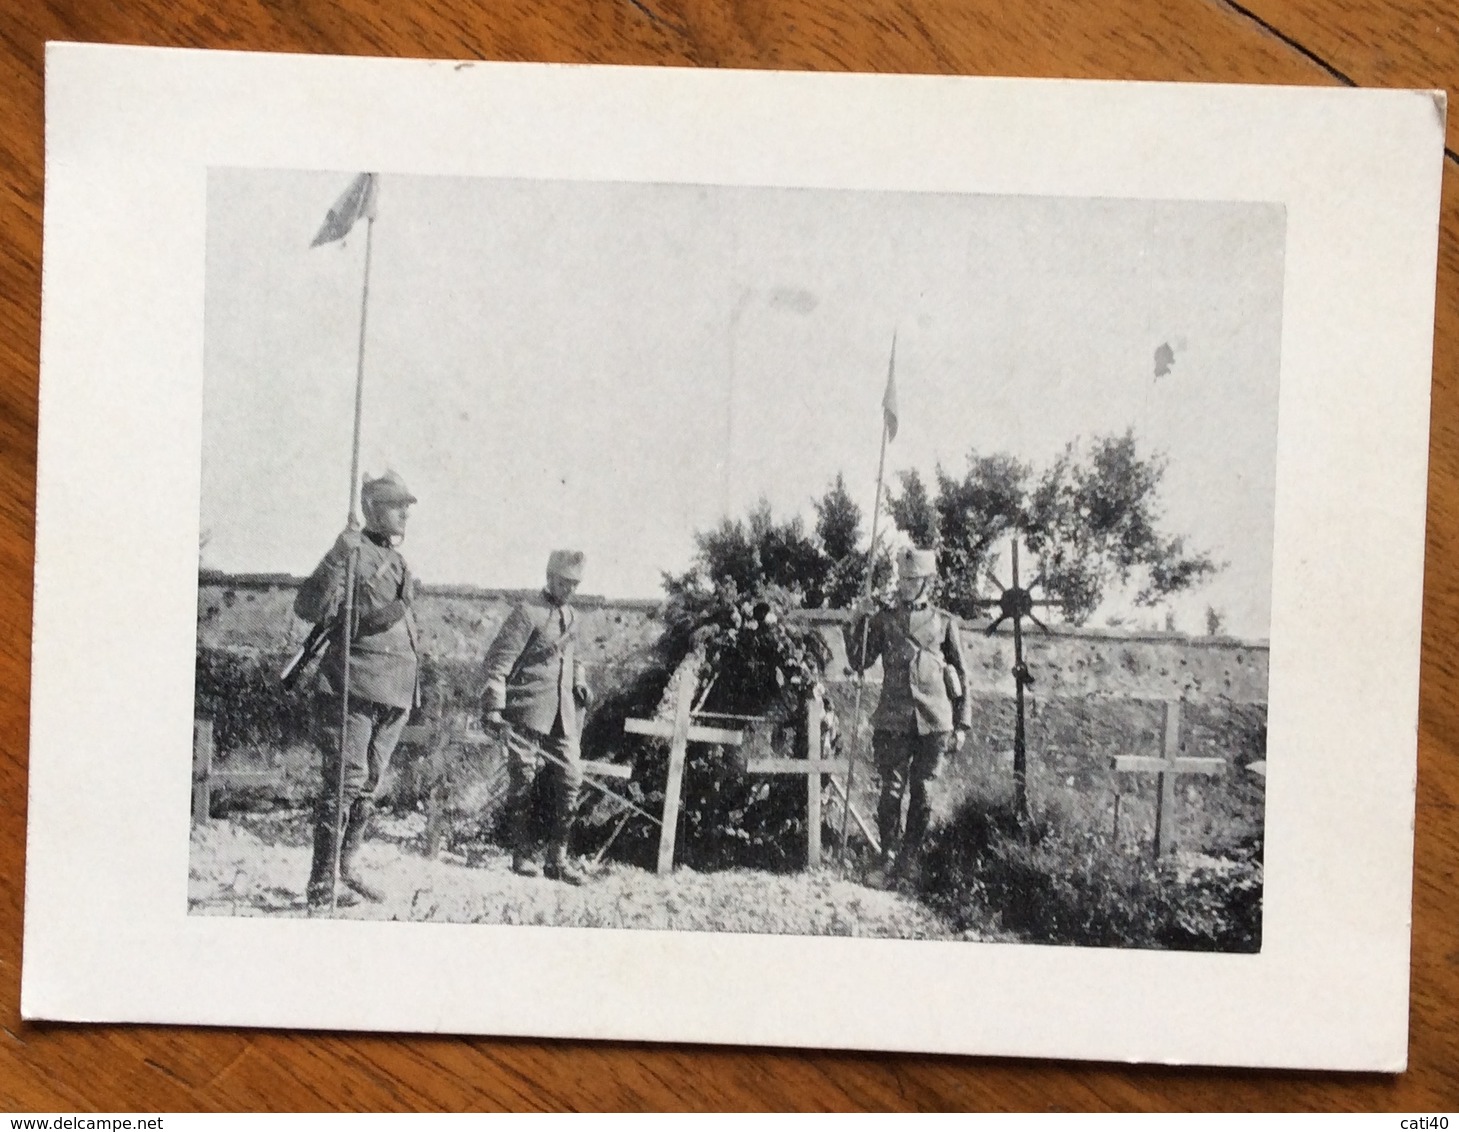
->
[[24, 44, 1445, 1070]]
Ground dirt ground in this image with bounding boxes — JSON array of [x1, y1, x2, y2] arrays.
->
[[188, 810, 975, 940]]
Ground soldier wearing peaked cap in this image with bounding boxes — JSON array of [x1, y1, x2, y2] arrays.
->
[[845, 546, 971, 889], [480, 549, 593, 885], [294, 470, 421, 910]]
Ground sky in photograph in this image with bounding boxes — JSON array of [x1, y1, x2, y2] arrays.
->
[[202, 170, 1284, 638]]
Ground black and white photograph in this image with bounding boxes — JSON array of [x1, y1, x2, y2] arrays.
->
[[191, 168, 1279, 950]]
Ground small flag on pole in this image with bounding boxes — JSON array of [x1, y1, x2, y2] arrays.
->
[[310, 173, 378, 247], [882, 333, 899, 442]]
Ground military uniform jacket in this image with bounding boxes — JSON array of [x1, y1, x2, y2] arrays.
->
[[846, 602, 972, 735], [480, 591, 588, 739], [294, 531, 420, 710]]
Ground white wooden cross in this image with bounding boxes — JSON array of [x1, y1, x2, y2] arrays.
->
[[743, 691, 850, 869], [1111, 700, 1225, 860], [624, 672, 745, 874], [192, 717, 284, 823]]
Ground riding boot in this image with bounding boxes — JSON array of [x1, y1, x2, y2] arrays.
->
[[339, 797, 386, 903], [306, 806, 359, 910], [504, 751, 540, 876], [875, 771, 905, 859], [541, 756, 583, 884], [891, 843, 924, 888], [542, 840, 586, 886], [508, 795, 541, 876], [863, 848, 897, 890], [894, 783, 933, 887]]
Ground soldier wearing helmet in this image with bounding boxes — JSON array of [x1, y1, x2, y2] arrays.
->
[[480, 549, 593, 885], [293, 469, 421, 911], [846, 546, 971, 888]]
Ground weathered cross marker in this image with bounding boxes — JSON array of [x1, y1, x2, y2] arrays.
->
[[1111, 700, 1225, 860], [743, 691, 850, 868], [192, 717, 284, 822], [624, 673, 745, 874]]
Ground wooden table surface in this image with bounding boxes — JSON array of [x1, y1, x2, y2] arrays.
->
[[1, 0, 1455, 1113]]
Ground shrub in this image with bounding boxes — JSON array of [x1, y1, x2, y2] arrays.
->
[[194, 647, 488, 814], [1161, 834, 1264, 952], [920, 788, 1262, 951], [195, 648, 315, 754]]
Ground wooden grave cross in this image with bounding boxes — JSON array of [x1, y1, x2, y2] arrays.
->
[[1110, 700, 1225, 860], [743, 690, 850, 869], [623, 671, 745, 874], [192, 717, 285, 822]]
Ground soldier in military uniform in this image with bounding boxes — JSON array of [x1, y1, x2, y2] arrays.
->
[[294, 471, 421, 910], [480, 550, 592, 885], [846, 547, 971, 888]]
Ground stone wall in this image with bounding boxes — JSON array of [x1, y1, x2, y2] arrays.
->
[[798, 609, 1268, 706], [198, 572, 1268, 708], [197, 571, 665, 686]]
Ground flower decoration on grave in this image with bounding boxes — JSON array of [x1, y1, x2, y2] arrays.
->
[[666, 581, 830, 713]]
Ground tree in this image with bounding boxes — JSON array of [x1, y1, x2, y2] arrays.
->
[[887, 429, 1221, 625], [886, 468, 938, 550], [666, 481, 892, 613], [814, 473, 892, 608], [664, 497, 828, 607], [814, 472, 860, 562], [930, 453, 1029, 616]]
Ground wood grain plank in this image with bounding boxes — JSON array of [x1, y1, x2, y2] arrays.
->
[[1223, 0, 1459, 154], [0, 0, 1455, 1113]]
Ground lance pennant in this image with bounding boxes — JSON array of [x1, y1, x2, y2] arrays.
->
[[882, 333, 899, 442], [310, 172, 378, 247]]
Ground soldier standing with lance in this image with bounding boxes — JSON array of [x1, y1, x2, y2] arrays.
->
[[480, 550, 593, 885], [294, 470, 421, 910], [845, 546, 971, 888]]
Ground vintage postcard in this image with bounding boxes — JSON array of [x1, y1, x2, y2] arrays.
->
[[24, 44, 1444, 1068]]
